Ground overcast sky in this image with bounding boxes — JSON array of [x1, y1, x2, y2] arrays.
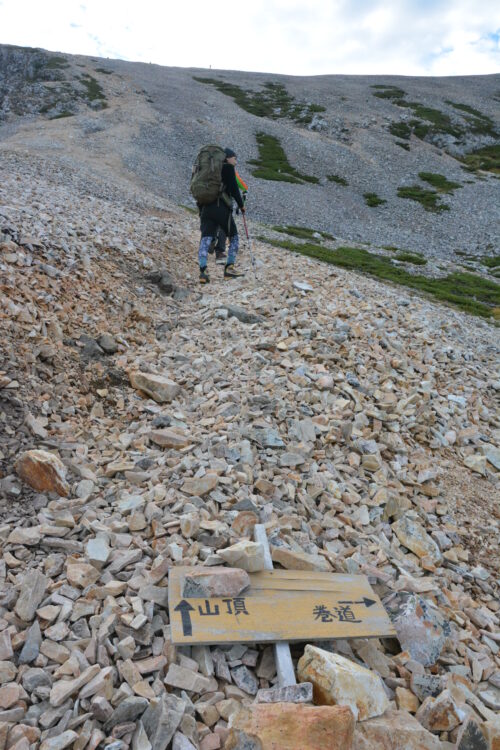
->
[[1, 0, 499, 76]]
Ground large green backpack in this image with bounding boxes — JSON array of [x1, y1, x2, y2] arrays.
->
[[190, 145, 226, 205]]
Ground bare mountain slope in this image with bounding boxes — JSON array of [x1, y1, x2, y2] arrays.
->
[[1, 43, 499, 260]]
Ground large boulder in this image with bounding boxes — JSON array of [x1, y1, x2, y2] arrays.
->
[[226, 702, 355, 750], [297, 645, 390, 721]]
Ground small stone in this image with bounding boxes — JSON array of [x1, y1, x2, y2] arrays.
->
[[86, 535, 111, 569], [182, 567, 250, 598], [97, 333, 118, 353], [173, 733, 197, 750], [392, 594, 450, 667], [15, 570, 48, 622], [15, 449, 69, 496], [256, 683, 313, 704], [141, 694, 186, 749], [392, 516, 442, 563], [456, 715, 489, 750], [66, 562, 101, 588], [218, 540, 266, 572], [297, 644, 389, 721], [40, 730, 78, 750], [415, 689, 467, 732], [0, 683, 20, 709], [130, 371, 180, 402], [231, 511, 258, 537], [279, 452, 306, 467], [395, 686, 419, 713], [231, 665, 258, 695], [180, 512, 200, 539], [164, 663, 213, 693], [22, 667, 51, 693], [50, 664, 100, 707], [7, 526, 41, 546], [182, 474, 218, 497], [104, 696, 149, 730], [271, 546, 332, 572], [354, 707, 443, 750], [0, 632, 13, 661], [150, 428, 191, 449], [19, 621, 42, 664]]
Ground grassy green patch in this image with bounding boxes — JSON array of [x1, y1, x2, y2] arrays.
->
[[481, 256, 500, 277], [389, 121, 411, 139], [373, 87, 499, 144], [444, 100, 497, 136], [45, 56, 70, 70], [363, 192, 387, 207], [262, 239, 500, 317], [95, 67, 113, 75], [49, 110, 74, 119], [397, 186, 449, 212], [460, 144, 500, 174], [249, 133, 319, 184], [272, 225, 334, 241], [395, 252, 427, 265], [372, 85, 406, 102], [396, 141, 411, 151], [327, 174, 348, 186], [80, 74, 106, 102], [193, 77, 325, 125], [418, 172, 462, 193]]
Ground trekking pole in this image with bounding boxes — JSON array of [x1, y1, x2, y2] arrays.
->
[[242, 213, 258, 279]]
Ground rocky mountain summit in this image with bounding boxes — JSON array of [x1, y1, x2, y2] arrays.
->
[[0, 45, 500, 750]]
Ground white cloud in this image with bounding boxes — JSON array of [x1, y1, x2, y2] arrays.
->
[[0, 0, 498, 75]]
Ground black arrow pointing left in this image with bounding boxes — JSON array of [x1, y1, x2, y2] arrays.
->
[[174, 599, 195, 636]]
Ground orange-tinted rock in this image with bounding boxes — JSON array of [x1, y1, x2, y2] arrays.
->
[[415, 689, 466, 732], [15, 449, 69, 496], [226, 702, 354, 750], [297, 645, 389, 721]]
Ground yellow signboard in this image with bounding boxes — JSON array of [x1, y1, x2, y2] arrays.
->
[[168, 568, 396, 645]]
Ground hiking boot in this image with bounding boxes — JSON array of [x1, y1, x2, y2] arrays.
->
[[215, 251, 227, 265], [199, 267, 210, 284], [224, 263, 245, 279]]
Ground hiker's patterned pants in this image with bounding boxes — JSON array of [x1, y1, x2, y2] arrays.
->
[[198, 235, 239, 268]]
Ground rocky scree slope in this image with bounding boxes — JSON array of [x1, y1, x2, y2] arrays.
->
[[0, 44, 499, 265], [0, 138, 499, 748]]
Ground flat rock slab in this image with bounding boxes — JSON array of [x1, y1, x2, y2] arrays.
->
[[226, 702, 354, 750], [129, 371, 180, 403]]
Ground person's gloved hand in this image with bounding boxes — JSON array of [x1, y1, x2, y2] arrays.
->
[[240, 206, 246, 214]]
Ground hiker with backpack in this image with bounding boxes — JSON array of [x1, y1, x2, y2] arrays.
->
[[210, 170, 249, 264], [191, 145, 246, 284]]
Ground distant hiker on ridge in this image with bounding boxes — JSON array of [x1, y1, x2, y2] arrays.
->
[[190, 145, 245, 284]]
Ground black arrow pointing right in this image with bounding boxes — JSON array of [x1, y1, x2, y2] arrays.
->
[[338, 597, 377, 608], [174, 599, 195, 636]]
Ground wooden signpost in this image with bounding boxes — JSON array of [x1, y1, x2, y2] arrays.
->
[[168, 562, 395, 647]]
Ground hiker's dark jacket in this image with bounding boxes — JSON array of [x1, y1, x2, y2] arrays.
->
[[221, 163, 244, 210], [199, 162, 243, 238]]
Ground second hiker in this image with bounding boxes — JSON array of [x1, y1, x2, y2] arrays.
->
[[197, 148, 245, 284]]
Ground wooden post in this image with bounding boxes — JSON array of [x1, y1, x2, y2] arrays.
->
[[254, 524, 297, 687]]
